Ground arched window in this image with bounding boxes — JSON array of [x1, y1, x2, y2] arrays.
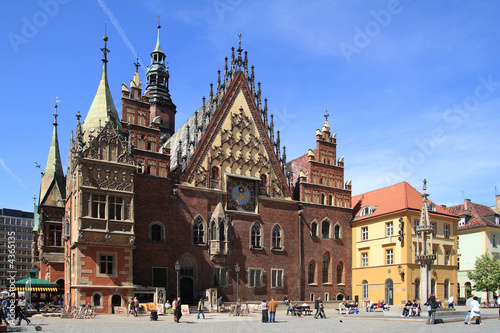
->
[[465, 282, 472, 299], [311, 222, 318, 237], [92, 293, 102, 307], [321, 220, 330, 238], [219, 221, 225, 242], [431, 279, 436, 295], [362, 280, 368, 299], [210, 222, 217, 241], [334, 224, 341, 239], [251, 223, 261, 248], [193, 216, 205, 244], [151, 224, 162, 241], [149, 222, 164, 242], [336, 262, 343, 284], [415, 278, 420, 300], [322, 254, 329, 283], [308, 262, 315, 284], [321, 194, 325, 205], [444, 279, 449, 299], [272, 225, 282, 249], [328, 195, 333, 205]]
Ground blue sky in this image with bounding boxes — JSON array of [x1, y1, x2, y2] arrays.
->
[[1, 0, 500, 213]]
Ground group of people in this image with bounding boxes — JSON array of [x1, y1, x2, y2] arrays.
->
[[260, 297, 278, 323], [0, 293, 31, 327], [365, 300, 389, 312], [401, 300, 421, 317]]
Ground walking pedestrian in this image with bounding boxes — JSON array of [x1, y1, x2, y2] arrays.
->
[[447, 295, 455, 309], [424, 294, 438, 325], [127, 299, 134, 316], [314, 297, 321, 318], [318, 298, 326, 318], [15, 295, 30, 326], [261, 299, 268, 323], [464, 294, 473, 324], [197, 298, 205, 319], [174, 297, 182, 323], [268, 297, 278, 323], [217, 296, 223, 313], [467, 296, 483, 325]]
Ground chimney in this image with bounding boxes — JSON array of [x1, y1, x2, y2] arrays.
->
[[464, 199, 471, 211], [496, 194, 500, 213]]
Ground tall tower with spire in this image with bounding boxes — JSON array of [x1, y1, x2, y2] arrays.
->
[[36, 103, 66, 284], [65, 33, 137, 312], [146, 23, 176, 137]]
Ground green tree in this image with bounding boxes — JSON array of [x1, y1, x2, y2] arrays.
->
[[467, 253, 500, 305]]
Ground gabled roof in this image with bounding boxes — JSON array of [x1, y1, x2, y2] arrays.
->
[[446, 200, 500, 231], [351, 181, 456, 222]]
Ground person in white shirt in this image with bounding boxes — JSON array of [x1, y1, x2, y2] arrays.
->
[[447, 295, 455, 309]]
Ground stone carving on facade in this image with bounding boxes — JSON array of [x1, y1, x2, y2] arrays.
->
[[82, 164, 133, 192]]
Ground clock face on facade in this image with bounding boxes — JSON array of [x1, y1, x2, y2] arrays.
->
[[227, 177, 256, 212]]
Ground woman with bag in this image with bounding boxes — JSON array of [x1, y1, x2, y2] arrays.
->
[[424, 294, 438, 325], [467, 296, 483, 325]]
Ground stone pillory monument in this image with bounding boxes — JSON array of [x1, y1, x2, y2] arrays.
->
[[415, 180, 437, 302], [35, 25, 353, 313]]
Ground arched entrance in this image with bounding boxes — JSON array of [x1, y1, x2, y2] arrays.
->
[[385, 279, 394, 305], [111, 295, 121, 314], [180, 278, 194, 305]]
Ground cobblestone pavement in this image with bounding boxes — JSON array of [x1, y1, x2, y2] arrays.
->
[[5, 306, 499, 332]]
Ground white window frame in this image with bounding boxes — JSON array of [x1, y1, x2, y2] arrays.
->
[[444, 224, 449, 239], [386, 249, 393, 265], [386, 222, 393, 237], [271, 269, 284, 288], [362, 280, 369, 299], [361, 253, 368, 267], [249, 268, 263, 288], [362, 227, 368, 241]]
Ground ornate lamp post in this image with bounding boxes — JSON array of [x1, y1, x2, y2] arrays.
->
[[175, 260, 181, 298], [235, 262, 240, 301]]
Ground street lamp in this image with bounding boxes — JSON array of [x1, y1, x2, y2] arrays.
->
[[175, 260, 181, 298], [235, 262, 240, 301]]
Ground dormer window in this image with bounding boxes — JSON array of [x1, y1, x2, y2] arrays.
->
[[360, 206, 377, 217], [427, 203, 436, 212], [496, 215, 499, 225]]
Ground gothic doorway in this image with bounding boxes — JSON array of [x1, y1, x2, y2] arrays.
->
[[385, 278, 394, 305], [181, 278, 194, 305], [111, 295, 121, 314]]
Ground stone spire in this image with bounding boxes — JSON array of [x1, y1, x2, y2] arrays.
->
[[39, 103, 66, 207], [82, 33, 123, 141], [415, 179, 436, 302]]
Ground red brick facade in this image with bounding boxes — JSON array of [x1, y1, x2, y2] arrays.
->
[[45, 30, 353, 313]]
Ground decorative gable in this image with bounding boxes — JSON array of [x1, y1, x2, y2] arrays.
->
[[182, 72, 290, 199], [82, 121, 135, 166]]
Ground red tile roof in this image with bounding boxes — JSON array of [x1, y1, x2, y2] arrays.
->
[[351, 182, 456, 222], [446, 200, 500, 231]]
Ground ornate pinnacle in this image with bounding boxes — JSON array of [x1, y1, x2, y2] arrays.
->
[[134, 56, 141, 72]]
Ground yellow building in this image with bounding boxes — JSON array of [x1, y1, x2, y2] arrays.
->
[[351, 182, 459, 307]]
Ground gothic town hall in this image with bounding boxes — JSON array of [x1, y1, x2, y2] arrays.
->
[[35, 25, 353, 313]]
